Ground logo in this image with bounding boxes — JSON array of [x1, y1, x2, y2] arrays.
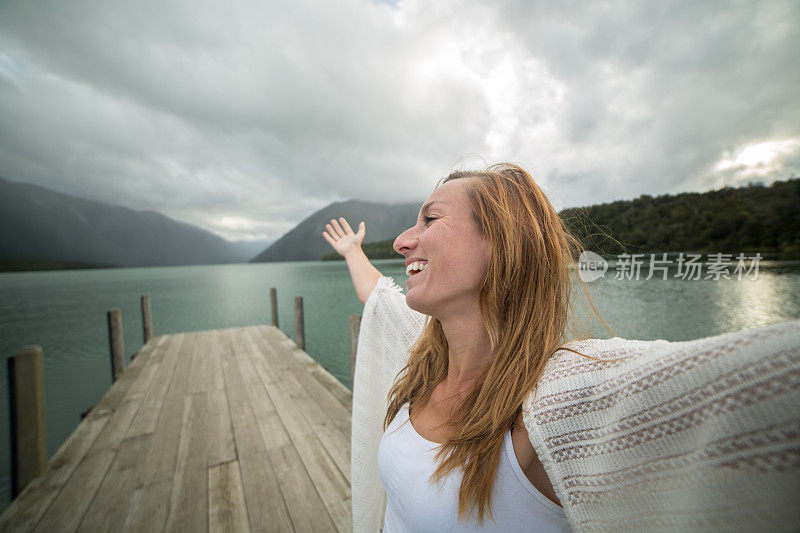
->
[[578, 250, 608, 282]]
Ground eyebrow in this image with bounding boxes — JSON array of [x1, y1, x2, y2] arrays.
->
[[420, 201, 443, 216]]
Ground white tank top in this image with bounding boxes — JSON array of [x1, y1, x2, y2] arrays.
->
[[378, 403, 570, 532]]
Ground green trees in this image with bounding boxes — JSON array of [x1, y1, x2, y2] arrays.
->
[[322, 178, 800, 261], [562, 178, 799, 259]]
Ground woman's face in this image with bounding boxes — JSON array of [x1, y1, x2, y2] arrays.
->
[[393, 178, 490, 319]]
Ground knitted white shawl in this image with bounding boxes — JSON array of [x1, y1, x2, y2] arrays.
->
[[351, 276, 800, 532]]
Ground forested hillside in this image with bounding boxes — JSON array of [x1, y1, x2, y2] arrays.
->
[[562, 178, 799, 258], [322, 178, 800, 260], [0, 176, 250, 270]]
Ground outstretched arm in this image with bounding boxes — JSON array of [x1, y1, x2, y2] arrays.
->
[[322, 217, 382, 305]]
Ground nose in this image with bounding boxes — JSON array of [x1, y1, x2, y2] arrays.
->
[[393, 224, 418, 256]]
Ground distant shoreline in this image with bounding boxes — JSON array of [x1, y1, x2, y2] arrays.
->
[[0, 257, 121, 272], [322, 178, 800, 262], [4, 252, 796, 273], [322, 243, 797, 262]]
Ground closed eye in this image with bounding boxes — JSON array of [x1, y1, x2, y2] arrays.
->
[[423, 216, 437, 225]]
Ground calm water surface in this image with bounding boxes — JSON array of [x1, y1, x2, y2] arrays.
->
[[1, 258, 799, 510]]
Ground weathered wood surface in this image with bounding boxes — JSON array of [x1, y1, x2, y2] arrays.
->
[[141, 294, 153, 344], [107, 308, 126, 382], [8, 345, 47, 497], [294, 296, 305, 352], [0, 326, 352, 532]]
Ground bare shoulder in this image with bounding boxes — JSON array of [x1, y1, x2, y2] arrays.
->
[[511, 412, 562, 507]]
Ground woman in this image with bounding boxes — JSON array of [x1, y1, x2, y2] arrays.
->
[[323, 164, 800, 532]]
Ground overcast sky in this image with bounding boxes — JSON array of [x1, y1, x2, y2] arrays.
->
[[1, 0, 798, 242]]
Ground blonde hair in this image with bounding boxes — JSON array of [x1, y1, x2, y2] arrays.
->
[[384, 163, 611, 523]]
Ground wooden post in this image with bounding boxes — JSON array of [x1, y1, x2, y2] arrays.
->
[[270, 288, 279, 327], [7, 345, 47, 497], [349, 314, 362, 385], [107, 308, 125, 381], [141, 294, 153, 344], [294, 296, 305, 351]]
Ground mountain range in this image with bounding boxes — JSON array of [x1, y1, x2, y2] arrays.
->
[[0, 176, 254, 269], [0, 176, 417, 270], [250, 199, 420, 263], [6, 174, 794, 272]]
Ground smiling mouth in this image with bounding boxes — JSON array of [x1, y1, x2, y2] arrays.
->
[[406, 261, 428, 276]]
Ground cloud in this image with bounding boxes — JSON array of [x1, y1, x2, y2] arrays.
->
[[0, 0, 797, 239], [477, 0, 800, 204]]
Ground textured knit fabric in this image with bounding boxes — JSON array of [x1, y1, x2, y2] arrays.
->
[[352, 276, 426, 533], [379, 403, 569, 532], [522, 322, 800, 531], [351, 275, 800, 532]]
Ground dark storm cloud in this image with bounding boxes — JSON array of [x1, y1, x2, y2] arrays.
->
[[0, 0, 796, 239]]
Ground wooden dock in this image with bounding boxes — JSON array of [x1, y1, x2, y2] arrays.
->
[[0, 325, 353, 532]]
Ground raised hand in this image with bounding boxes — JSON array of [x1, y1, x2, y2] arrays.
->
[[322, 217, 366, 258]]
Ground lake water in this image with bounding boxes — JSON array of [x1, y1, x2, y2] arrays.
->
[[1, 258, 799, 511]]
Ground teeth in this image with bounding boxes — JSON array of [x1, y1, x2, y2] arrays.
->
[[406, 261, 428, 276]]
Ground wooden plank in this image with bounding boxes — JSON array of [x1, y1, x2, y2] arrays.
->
[[92, 398, 144, 452], [257, 326, 351, 437], [77, 465, 139, 532], [122, 479, 172, 532], [208, 461, 250, 533], [206, 330, 235, 466], [236, 329, 351, 532], [77, 436, 147, 532], [126, 333, 185, 438], [206, 330, 226, 393], [264, 351, 350, 485], [309, 365, 353, 411], [26, 337, 164, 531], [136, 332, 194, 488], [264, 325, 352, 410], [91, 334, 164, 413], [251, 342, 351, 531], [274, 335, 354, 486], [250, 328, 351, 481], [189, 331, 208, 394], [0, 410, 112, 531], [110, 434, 152, 472], [1, 325, 354, 533], [207, 390, 236, 468], [165, 393, 209, 533], [33, 448, 116, 532], [230, 331, 336, 532], [122, 334, 169, 404], [220, 329, 293, 533]]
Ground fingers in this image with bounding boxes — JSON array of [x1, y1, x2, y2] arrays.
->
[[330, 218, 345, 236], [323, 217, 358, 241], [325, 221, 345, 239], [324, 223, 338, 239]]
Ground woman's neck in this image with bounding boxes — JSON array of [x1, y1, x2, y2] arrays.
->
[[439, 311, 493, 395]]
